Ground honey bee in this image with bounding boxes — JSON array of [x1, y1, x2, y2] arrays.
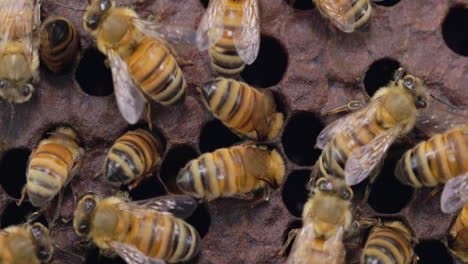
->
[[0, 222, 53, 264], [0, 0, 41, 103], [196, 0, 260, 76], [279, 177, 353, 264], [39, 17, 79, 74], [176, 143, 285, 202], [362, 221, 416, 264], [313, 0, 372, 33], [21, 126, 84, 208], [395, 126, 468, 189], [315, 68, 429, 186], [448, 204, 468, 262], [73, 194, 200, 263], [83, 0, 194, 124], [104, 129, 164, 188], [200, 78, 284, 140], [440, 173, 467, 214]]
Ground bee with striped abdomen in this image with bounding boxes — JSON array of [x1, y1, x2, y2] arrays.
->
[[313, 0, 372, 33], [279, 177, 353, 264], [200, 78, 284, 140], [73, 194, 200, 263], [84, 0, 194, 124], [0, 0, 41, 103], [176, 143, 285, 203], [104, 129, 164, 188], [362, 221, 416, 264], [0, 222, 53, 264], [314, 68, 429, 186], [395, 126, 468, 189], [196, 0, 260, 76], [448, 204, 468, 262], [21, 126, 84, 208], [39, 17, 79, 73]]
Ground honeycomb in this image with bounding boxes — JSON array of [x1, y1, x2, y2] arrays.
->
[[0, 0, 467, 263]]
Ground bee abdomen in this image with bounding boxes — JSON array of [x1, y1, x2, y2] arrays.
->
[[347, 0, 372, 30], [127, 38, 186, 106], [363, 227, 413, 264], [40, 17, 79, 73]]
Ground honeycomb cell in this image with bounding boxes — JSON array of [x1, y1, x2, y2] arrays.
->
[[442, 6, 468, 57], [76, 48, 113, 96], [160, 145, 199, 193], [363, 58, 401, 97], [199, 120, 242, 153], [284, 0, 314, 10], [200, 0, 209, 8], [415, 240, 454, 264], [282, 170, 311, 217], [373, 0, 401, 7], [0, 148, 30, 199], [1, 202, 39, 228], [186, 204, 211, 238], [126, 177, 167, 201]]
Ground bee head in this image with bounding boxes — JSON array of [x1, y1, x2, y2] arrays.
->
[[0, 79, 34, 104], [29, 223, 53, 262], [315, 177, 353, 201], [393, 68, 428, 109], [83, 0, 113, 32], [73, 193, 99, 238]]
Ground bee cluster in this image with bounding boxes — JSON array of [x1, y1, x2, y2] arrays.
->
[[0, 0, 466, 264]]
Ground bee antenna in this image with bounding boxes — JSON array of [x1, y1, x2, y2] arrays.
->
[[54, 2, 86, 11], [429, 94, 462, 110]]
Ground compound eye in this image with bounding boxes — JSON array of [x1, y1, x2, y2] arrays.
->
[[318, 179, 333, 192], [339, 187, 352, 200], [19, 84, 32, 97], [86, 15, 100, 30], [84, 197, 96, 213], [403, 77, 415, 90], [416, 96, 427, 109], [37, 248, 50, 260], [78, 222, 90, 234], [0, 79, 8, 89], [100, 0, 111, 10]]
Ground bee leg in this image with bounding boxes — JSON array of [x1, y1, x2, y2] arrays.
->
[[424, 185, 443, 203], [321, 101, 363, 115], [16, 186, 28, 206], [128, 174, 147, 190], [49, 190, 65, 230], [306, 165, 321, 191], [249, 187, 272, 208], [278, 228, 299, 256], [145, 100, 154, 130]]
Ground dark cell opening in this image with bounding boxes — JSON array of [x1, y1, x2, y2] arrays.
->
[[126, 177, 167, 201], [0, 148, 30, 199], [241, 36, 288, 88], [442, 6, 468, 56], [84, 247, 126, 264], [372, 0, 400, 7], [284, 0, 315, 10], [363, 58, 401, 97], [1, 202, 48, 228], [282, 170, 311, 217], [200, 0, 209, 8], [415, 240, 453, 264], [199, 120, 241, 153], [160, 145, 199, 193], [368, 144, 414, 214], [281, 112, 323, 166], [76, 48, 113, 96], [186, 204, 211, 238], [280, 220, 303, 256]]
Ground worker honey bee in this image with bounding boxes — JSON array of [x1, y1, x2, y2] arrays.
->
[[200, 78, 284, 140], [312, 0, 372, 33], [104, 129, 164, 188], [196, 0, 260, 76], [448, 204, 468, 262], [21, 126, 84, 208], [279, 177, 353, 264], [395, 126, 467, 190], [39, 17, 79, 74], [0, 0, 41, 103], [440, 173, 467, 214], [83, 0, 194, 124], [315, 68, 429, 186], [362, 221, 416, 264], [176, 143, 285, 203], [0, 222, 53, 264], [73, 194, 200, 263]]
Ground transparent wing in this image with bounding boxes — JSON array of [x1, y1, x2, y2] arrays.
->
[[124, 195, 197, 219], [196, 0, 227, 50], [316, 99, 381, 150], [234, 0, 260, 64], [0, 0, 35, 54], [251, 90, 275, 139], [108, 49, 145, 124], [111, 242, 166, 264], [441, 173, 468, 214], [242, 145, 276, 186], [315, 0, 355, 33], [133, 18, 196, 46], [345, 125, 402, 186]]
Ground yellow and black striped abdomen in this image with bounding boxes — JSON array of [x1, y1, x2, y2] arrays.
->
[[314, 0, 371, 32], [126, 37, 186, 106], [362, 223, 414, 264], [209, 0, 245, 76], [105, 129, 162, 186], [26, 127, 83, 208], [121, 211, 200, 262], [396, 127, 468, 187], [40, 17, 79, 73]]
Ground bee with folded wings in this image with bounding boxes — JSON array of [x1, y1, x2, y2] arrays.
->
[[315, 68, 429, 186], [279, 177, 353, 264], [83, 0, 194, 124], [0, 0, 41, 103], [73, 194, 201, 264], [196, 0, 260, 76]]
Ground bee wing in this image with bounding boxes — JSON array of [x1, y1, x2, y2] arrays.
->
[[345, 125, 402, 186], [440, 173, 468, 214], [242, 145, 276, 186], [316, 0, 355, 33], [233, 0, 260, 65], [110, 242, 166, 264], [287, 223, 318, 264], [133, 18, 196, 46], [0, 0, 35, 54], [251, 90, 275, 139], [196, 0, 227, 51], [108, 49, 145, 124], [124, 195, 197, 219]]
